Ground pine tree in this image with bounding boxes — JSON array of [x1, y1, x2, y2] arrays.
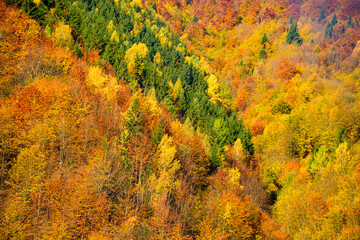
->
[[261, 33, 268, 45], [21, 0, 37, 19], [348, 15, 354, 28], [192, 13, 198, 23], [259, 33, 268, 58], [318, 9, 326, 23], [325, 22, 333, 39], [331, 14, 338, 26], [289, 15, 294, 25], [286, 22, 302, 45]]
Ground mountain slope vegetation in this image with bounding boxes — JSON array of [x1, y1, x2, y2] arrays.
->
[[1, 0, 360, 239]]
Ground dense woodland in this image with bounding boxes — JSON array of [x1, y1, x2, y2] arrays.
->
[[0, 0, 360, 239]]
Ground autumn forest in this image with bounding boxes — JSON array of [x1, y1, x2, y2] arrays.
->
[[1, 0, 360, 239]]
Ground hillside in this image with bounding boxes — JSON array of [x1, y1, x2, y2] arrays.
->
[[0, 0, 287, 239], [1, 0, 360, 239]]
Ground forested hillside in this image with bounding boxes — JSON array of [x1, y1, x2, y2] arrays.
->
[[1, 0, 360, 239]]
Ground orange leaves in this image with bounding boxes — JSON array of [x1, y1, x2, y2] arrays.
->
[[251, 119, 266, 136], [274, 57, 300, 81]]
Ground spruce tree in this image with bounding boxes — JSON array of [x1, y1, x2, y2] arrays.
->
[[259, 33, 268, 58], [331, 14, 338, 26], [261, 33, 268, 45], [347, 15, 353, 28], [286, 22, 302, 45], [325, 22, 333, 39], [192, 13, 198, 23], [289, 15, 294, 24], [318, 9, 326, 23]]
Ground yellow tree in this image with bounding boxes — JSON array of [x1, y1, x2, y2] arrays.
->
[[206, 74, 221, 104], [149, 134, 181, 238], [125, 42, 148, 74]]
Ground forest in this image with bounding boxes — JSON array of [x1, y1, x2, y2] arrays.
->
[[0, 0, 360, 239]]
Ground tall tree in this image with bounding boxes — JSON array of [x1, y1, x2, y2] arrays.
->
[[286, 22, 302, 45], [318, 9, 326, 23]]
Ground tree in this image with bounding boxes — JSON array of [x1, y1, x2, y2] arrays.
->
[[331, 14, 338, 26], [192, 13, 198, 23], [325, 22, 333, 39], [289, 15, 294, 25], [286, 22, 302, 45], [318, 9, 326, 23], [347, 15, 354, 28], [259, 33, 268, 58], [206, 75, 221, 104]]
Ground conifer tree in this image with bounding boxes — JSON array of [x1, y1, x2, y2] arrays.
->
[[192, 13, 198, 22], [325, 22, 333, 39], [318, 9, 326, 23], [259, 33, 268, 58], [289, 15, 294, 25], [348, 15, 354, 28], [331, 14, 338, 26], [286, 22, 302, 45]]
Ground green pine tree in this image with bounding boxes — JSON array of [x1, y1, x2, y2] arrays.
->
[[348, 15, 354, 28], [261, 33, 268, 45], [289, 15, 294, 24], [259, 48, 266, 59], [325, 22, 333, 39], [286, 22, 302, 45], [318, 9, 326, 23], [192, 13, 198, 23], [331, 14, 338, 26]]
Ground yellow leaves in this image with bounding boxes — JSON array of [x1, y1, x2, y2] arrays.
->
[[334, 142, 351, 174], [206, 74, 220, 104], [124, 42, 148, 73], [86, 66, 119, 101], [153, 52, 161, 64], [131, 0, 143, 8], [110, 30, 120, 43], [150, 134, 180, 193], [54, 22, 72, 45], [9, 144, 46, 194], [168, 78, 183, 97], [156, 27, 170, 46], [33, 0, 41, 5], [107, 20, 114, 31], [228, 167, 242, 189], [156, 135, 179, 175], [185, 55, 212, 75], [145, 87, 161, 118]]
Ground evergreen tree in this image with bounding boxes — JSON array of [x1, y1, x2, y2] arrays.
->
[[289, 15, 294, 24], [318, 9, 326, 23], [259, 48, 266, 59], [325, 22, 333, 39], [21, 0, 37, 19], [286, 22, 302, 45], [347, 14, 353, 28], [261, 33, 268, 45], [331, 14, 338, 26], [259, 33, 268, 58], [192, 13, 198, 23]]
